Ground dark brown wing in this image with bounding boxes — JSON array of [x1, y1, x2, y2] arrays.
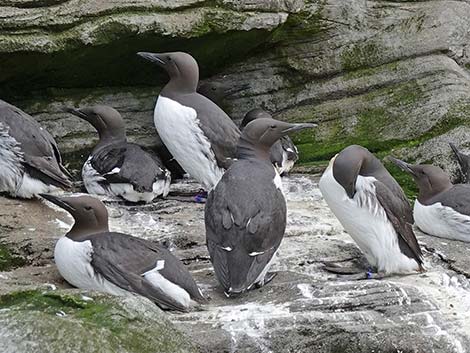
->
[[374, 182, 423, 267], [87, 232, 205, 310]]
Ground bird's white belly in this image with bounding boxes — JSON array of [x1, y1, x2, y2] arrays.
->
[[82, 157, 108, 195], [54, 237, 128, 296], [277, 151, 295, 175], [154, 96, 224, 190], [319, 164, 419, 274], [16, 173, 56, 198], [82, 157, 170, 203], [414, 201, 470, 242]]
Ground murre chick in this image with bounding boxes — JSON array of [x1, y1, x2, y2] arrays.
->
[[241, 108, 299, 176], [41, 193, 206, 311], [390, 157, 470, 242], [137, 51, 240, 191], [205, 117, 316, 296], [449, 143, 470, 183], [319, 145, 424, 277], [67, 105, 171, 203], [0, 99, 72, 198]]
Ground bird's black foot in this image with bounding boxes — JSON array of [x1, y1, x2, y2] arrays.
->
[[336, 271, 386, 281], [255, 272, 277, 288], [324, 262, 385, 280], [323, 262, 365, 275], [165, 189, 208, 203], [194, 189, 208, 203]]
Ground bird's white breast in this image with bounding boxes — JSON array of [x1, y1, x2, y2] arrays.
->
[[154, 96, 224, 190], [54, 236, 128, 296], [414, 200, 470, 242], [319, 164, 420, 274]]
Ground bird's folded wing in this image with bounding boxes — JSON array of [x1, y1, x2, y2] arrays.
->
[[374, 181, 423, 264], [205, 187, 286, 290], [93, 144, 165, 192], [89, 233, 190, 311]]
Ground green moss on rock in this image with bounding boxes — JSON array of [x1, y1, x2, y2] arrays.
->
[[0, 242, 26, 272], [341, 42, 384, 72], [0, 290, 198, 353]]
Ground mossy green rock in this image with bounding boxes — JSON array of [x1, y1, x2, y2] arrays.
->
[[0, 242, 26, 272], [3, 0, 470, 183], [0, 289, 199, 353]]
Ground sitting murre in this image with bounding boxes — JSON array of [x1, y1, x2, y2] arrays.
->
[[137, 51, 240, 192], [0, 99, 72, 198], [319, 145, 424, 277], [41, 193, 206, 311], [449, 143, 470, 183], [67, 105, 171, 203], [205, 117, 316, 296], [240, 108, 299, 176], [390, 157, 470, 242]]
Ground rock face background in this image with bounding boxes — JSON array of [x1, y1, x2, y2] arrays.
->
[[3, 0, 470, 181], [3, 2, 470, 352]]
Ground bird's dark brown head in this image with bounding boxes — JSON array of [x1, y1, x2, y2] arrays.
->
[[238, 117, 316, 160], [66, 105, 126, 143], [389, 158, 453, 202], [137, 51, 199, 93], [40, 194, 109, 238]]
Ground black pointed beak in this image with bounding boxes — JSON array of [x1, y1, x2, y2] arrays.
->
[[40, 193, 75, 213], [388, 157, 416, 176], [282, 123, 317, 134], [449, 143, 464, 165], [64, 107, 89, 120], [137, 52, 165, 65]]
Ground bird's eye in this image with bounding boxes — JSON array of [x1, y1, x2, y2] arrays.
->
[[167, 56, 172, 61], [270, 125, 276, 129], [84, 206, 93, 211]]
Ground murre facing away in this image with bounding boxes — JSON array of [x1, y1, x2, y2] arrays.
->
[[205, 117, 316, 296], [41, 193, 206, 311], [319, 145, 424, 277], [67, 105, 171, 203], [137, 51, 240, 191], [0, 99, 72, 198], [391, 157, 470, 242]]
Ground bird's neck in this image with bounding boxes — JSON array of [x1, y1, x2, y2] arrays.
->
[[163, 77, 197, 95], [96, 131, 126, 149], [66, 222, 109, 241], [417, 183, 452, 204], [236, 137, 271, 161]]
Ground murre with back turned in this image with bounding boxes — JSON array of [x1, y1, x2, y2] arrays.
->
[[205, 117, 316, 296]]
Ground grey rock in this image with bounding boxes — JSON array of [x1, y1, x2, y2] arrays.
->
[[3, 175, 469, 352], [0, 288, 198, 353], [3, 0, 470, 169]]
